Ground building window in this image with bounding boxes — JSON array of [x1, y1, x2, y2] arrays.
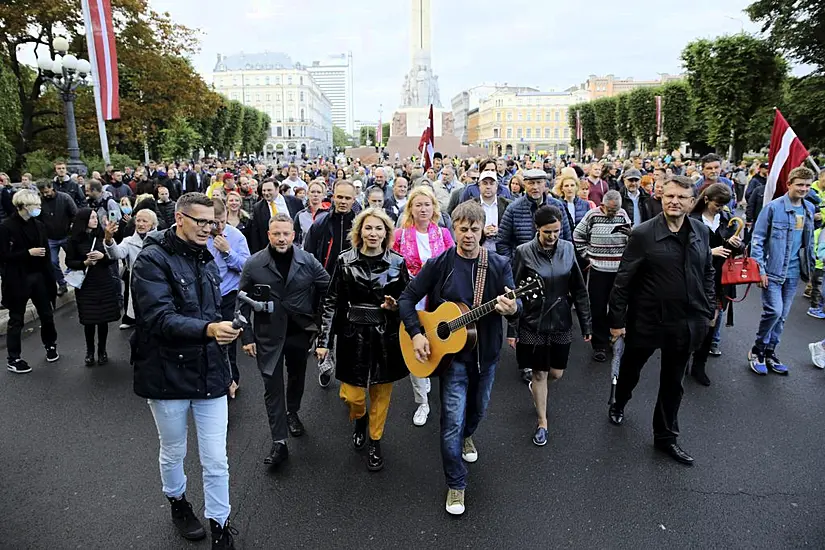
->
[[493, 129, 499, 138], [555, 111, 560, 121], [507, 112, 512, 121], [287, 92, 293, 101], [545, 111, 550, 122], [300, 108, 305, 121], [265, 76, 270, 85], [496, 112, 501, 122], [300, 91, 304, 102], [287, 76, 293, 85], [506, 128, 512, 138], [276, 126, 282, 137], [276, 76, 281, 85], [536, 127, 541, 137], [517, 111, 523, 121], [517, 128, 523, 138], [300, 76, 303, 85], [535, 111, 540, 121], [255, 93, 260, 101], [563, 128, 569, 138], [266, 93, 271, 101], [233, 77, 238, 86], [554, 128, 560, 138], [527, 111, 532, 121], [526, 128, 532, 138]]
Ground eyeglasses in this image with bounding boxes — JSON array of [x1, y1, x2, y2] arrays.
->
[[180, 211, 218, 228]]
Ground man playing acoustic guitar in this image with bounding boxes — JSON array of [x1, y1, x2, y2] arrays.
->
[[398, 201, 520, 516]]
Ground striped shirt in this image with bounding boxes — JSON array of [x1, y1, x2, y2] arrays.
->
[[573, 208, 632, 273]]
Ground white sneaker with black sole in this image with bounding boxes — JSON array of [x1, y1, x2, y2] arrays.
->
[[7, 358, 32, 374]]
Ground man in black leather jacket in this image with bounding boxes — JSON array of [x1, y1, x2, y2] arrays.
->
[[131, 192, 241, 548], [607, 176, 715, 467]]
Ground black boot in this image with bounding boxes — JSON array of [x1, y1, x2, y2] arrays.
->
[[209, 519, 237, 550], [167, 494, 205, 541], [691, 361, 711, 386], [367, 438, 384, 472], [352, 414, 368, 450], [97, 350, 108, 365], [84, 351, 96, 367], [263, 441, 288, 467]]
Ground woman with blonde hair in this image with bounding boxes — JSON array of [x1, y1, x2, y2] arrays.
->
[[393, 186, 454, 427], [554, 167, 592, 228], [225, 190, 251, 233], [316, 207, 410, 472]]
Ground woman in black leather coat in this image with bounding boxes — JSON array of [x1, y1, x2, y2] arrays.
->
[[316, 207, 410, 472], [509, 205, 592, 447]]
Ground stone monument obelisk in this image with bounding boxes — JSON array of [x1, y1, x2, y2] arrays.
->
[[389, 0, 460, 157]]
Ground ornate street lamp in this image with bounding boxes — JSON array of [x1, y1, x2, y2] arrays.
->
[[34, 36, 92, 176]]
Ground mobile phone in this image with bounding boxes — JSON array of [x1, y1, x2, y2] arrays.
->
[[108, 210, 118, 223], [611, 224, 632, 235]]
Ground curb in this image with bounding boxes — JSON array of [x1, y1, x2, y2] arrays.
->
[[0, 288, 76, 336]]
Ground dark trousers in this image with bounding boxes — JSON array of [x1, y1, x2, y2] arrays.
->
[[83, 323, 109, 353], [615, 344, 691, 444], [219, 291, 239, 383], [691, 324, 716, 372], [261, 332, 310, 442], [7, 273, 57, 360], [588, 269, 616, 351], [811, 268, 824, 309]]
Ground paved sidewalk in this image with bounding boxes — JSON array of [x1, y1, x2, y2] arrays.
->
[[0, 288, 76, 335]]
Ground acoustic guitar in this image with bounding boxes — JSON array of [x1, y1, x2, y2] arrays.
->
[[400, 277, 544, 378]]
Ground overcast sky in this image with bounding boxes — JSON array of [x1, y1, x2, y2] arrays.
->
[[150, 0, 766, 122]]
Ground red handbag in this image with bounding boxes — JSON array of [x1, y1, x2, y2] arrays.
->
[[721, 253, 761, 302]]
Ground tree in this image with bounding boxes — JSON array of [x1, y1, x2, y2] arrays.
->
[[359, 126, 376, 146], [592, 97, 618, 151], [219, 100, 244, 157], [567, 103, 598, 153], [615, 94, 634, 149], [660, 80, 692, 149], [381, 122, 390, 146], [780, 76, 825, 152], [239, 105, 260, 156], [681, 35, 787, 159], [0, 59, 21, 171], [627, 87, 657, 151], [332, 125, 349, 150], [747, 0, 825, 74], [158, 117, 199, 160]]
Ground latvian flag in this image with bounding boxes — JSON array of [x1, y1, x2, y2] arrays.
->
[[418, 104, 434, 171], [764, 109, 809, 206]]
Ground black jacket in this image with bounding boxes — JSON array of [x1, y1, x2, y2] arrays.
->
[[620, 187, 651, 227], [65, 223, 122, 326], [156, 200, 176, 230], [304, 210, 355, 273], [40, 191, 78, 240], [247, 195, 304, 253], [239, 245, 330, 376], [608, 214, 715, 351], [510, 238, 591, 337], [399, 248, 519, 369], [317, 248, 410, 387], [747, 184, 766, 224], [53, 176, 87, 208], [0, 213, 55, 310], [131, 228, 231, 400]]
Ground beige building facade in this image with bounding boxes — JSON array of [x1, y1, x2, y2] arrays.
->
[[583, 73, 683, 100]]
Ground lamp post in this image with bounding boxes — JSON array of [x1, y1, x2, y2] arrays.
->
[[34, 36, 92, 176]]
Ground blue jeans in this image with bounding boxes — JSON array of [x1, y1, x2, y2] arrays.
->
[[711, 305, 723, 347], [148, 397, 230, 525], [755, 278, 799, 351], [48, 237, 68, 286], [439, 360, 496, 490]]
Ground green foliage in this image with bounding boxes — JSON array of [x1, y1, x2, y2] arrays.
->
[[592, 97, 618, 150], [628, 88, 657, 150], [615, 94, 634, 147], [239, 106, 260, 155], [381, 122, 390, 145], [221, 101, 244, 156], [660, 80, 692, 149], [681, 35, 787, 159], [780, 75, 825, 152], [747, 0, 825, 74], [332, 126, 349, 150], [579, 103, 598, 151], [22, 150, 56, 179], [159, 117, 201, 160], [359, 126, 376, 146], [0, 58, 21, 171]]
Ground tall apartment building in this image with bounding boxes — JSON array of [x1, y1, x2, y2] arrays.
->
[[306, 53, 354, 135], [213, 52, 333, 159]]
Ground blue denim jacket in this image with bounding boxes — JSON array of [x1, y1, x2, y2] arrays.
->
[[751, 194, 815, 283]]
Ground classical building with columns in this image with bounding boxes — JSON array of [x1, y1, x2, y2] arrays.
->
[[212, 52, 333, 160]]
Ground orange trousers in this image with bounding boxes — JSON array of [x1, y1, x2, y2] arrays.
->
[[339, 382, 393, 440]]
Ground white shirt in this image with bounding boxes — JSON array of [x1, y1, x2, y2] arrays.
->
[[702, 212, 721, 232], [480, 197, 498, 227], [565, 200, 576, 222], [285, 177, 306, 194], [268, 194, 288, 216], [415, 229, 432, 311]]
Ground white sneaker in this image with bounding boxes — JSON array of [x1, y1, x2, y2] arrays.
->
[[413, 403, 430, 426], [462, 437, 478, 463], [809, 342, 825, 369], [445, 489, 465, 515]]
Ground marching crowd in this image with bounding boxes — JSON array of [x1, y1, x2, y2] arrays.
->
[[0, 151, 823, 549]]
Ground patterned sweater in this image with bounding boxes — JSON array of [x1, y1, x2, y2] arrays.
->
[[572, 208, 632, 273]]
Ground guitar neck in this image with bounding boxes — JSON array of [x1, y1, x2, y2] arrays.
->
[[448, 293, 513, 332]]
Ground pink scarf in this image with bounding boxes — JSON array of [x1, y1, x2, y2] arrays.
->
[[393, 222, 453, 276]]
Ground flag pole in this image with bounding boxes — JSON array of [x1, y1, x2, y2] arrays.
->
[[81, 0, 111, 165], [808, 156, 821, 175]]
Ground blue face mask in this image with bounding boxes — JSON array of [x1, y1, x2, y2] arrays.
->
[[121, 206, 132, 215], [30, 208, 41, 217]]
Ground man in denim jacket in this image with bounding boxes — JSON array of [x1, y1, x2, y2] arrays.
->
[[748, 166, 816, 375]]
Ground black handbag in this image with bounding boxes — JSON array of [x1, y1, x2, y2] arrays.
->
[[347, 304, 385, 326]]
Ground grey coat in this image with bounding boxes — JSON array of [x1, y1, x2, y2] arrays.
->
[[238, 245, 330, 375]]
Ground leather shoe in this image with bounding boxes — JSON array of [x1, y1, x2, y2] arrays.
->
[[608, 404, 624, 425], [263, 442, 288, 467], [286, 412, 304, 437], [352, 414, 368, 450], [655, 442, 694, 466], [691, 366, 711, 386]]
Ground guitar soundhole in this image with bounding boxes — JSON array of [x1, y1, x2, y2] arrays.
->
[[436, 322, 451, 340]]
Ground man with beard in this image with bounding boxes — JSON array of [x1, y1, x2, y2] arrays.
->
[[239, 213, 329, 467]]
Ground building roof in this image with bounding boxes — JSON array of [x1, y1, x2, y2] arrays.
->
[[214, 52, 296, 72]]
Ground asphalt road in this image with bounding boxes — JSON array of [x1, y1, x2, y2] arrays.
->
[[1, 287, 824, 550]]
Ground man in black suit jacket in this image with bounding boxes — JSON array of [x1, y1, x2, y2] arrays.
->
[[247, 178, 303, 253]]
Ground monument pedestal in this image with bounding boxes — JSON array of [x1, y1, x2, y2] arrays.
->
[[386, 107, 462, 158]]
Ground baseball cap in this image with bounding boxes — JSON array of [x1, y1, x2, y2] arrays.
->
[[624, 168, 642, 180], [523, 169, 548, 181], [479, 170, 497, 182], [760, 162, 769, 169]]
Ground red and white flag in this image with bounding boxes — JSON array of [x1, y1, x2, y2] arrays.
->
[[655, 95, 663, 137], [764, 109, 809, 206], [418, 104, 434, 170], [83, 0, 120, 120]]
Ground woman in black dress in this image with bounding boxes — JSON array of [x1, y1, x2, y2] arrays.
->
[[65, 208, 122, 366]]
